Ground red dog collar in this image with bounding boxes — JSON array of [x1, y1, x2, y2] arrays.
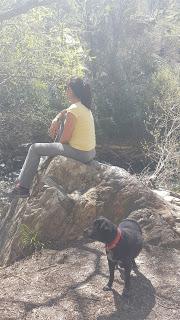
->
[[105, 228, 122, 250]]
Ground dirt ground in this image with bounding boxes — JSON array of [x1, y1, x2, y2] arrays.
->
[[0, 241, 179, 320]]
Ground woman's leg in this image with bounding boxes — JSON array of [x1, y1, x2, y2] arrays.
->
[[18, 142, 69, 189], [18, 142, 95, 189]]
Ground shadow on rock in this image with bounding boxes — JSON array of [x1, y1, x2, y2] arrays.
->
[[97, 270, 155, 320]]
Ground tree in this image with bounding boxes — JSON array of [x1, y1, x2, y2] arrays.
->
[[0, 3, 86, 163], [143, 67, 180, 189], [0, 0, 69, 22], [0, 0, 179, 180]]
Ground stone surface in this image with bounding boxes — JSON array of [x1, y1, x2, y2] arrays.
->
[[0, 156, 179, 266], [0, 243, 179, 320]]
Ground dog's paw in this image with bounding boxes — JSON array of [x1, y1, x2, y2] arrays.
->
[[103, 285, 112, 291]]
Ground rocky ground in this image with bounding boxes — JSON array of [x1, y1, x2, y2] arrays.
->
[[0, 242, 179, 320], [0, 182, 180, 320], [0, 170, 180, 320]]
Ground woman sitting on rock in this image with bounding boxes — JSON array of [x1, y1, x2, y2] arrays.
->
[[9, 77, 96, 198]]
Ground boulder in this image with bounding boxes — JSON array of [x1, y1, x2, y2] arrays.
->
[[0, 156, 179, 266]]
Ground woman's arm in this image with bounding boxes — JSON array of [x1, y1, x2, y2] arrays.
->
[[49, 109, 67, 140], [60, 112, 76, 144]]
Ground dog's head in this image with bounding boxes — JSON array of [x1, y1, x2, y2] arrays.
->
[[84, 216, 117, 243]]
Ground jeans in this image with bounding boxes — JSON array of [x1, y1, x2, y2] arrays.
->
[[18, 142, 95, 188], [18, 120, 95, 188]]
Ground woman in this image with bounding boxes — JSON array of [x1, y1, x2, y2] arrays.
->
[[9, 77, 96, 198]]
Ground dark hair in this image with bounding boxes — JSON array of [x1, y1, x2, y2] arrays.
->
[[68, 77, 92, 110]]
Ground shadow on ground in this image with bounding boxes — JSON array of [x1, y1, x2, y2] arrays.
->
[[97, 269, 155, 320]]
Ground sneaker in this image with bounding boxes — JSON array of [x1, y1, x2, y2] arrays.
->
[[8, 185, 30, 199]]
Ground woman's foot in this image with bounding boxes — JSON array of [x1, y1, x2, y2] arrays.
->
[[8, 184, 30, 199]]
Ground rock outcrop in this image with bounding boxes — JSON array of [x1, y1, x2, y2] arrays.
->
[[0, 156, 179, 266]]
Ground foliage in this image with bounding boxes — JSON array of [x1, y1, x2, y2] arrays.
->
[[0, 5, 86, 161], [0, 0, 179, 181], [20, 223, 45, 250], [142, 67, 180, 188], [70, 0, 179, 142]]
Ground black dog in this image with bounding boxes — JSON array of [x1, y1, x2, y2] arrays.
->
[[84, 216, 143, 296]]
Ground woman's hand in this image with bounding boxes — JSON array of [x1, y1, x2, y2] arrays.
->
[[48, 118, 60, 140]]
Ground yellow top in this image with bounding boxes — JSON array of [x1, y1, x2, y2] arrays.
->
[[67, 102, 96, 151]]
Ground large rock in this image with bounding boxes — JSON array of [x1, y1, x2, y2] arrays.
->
[[0, 156, 179, 266]]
